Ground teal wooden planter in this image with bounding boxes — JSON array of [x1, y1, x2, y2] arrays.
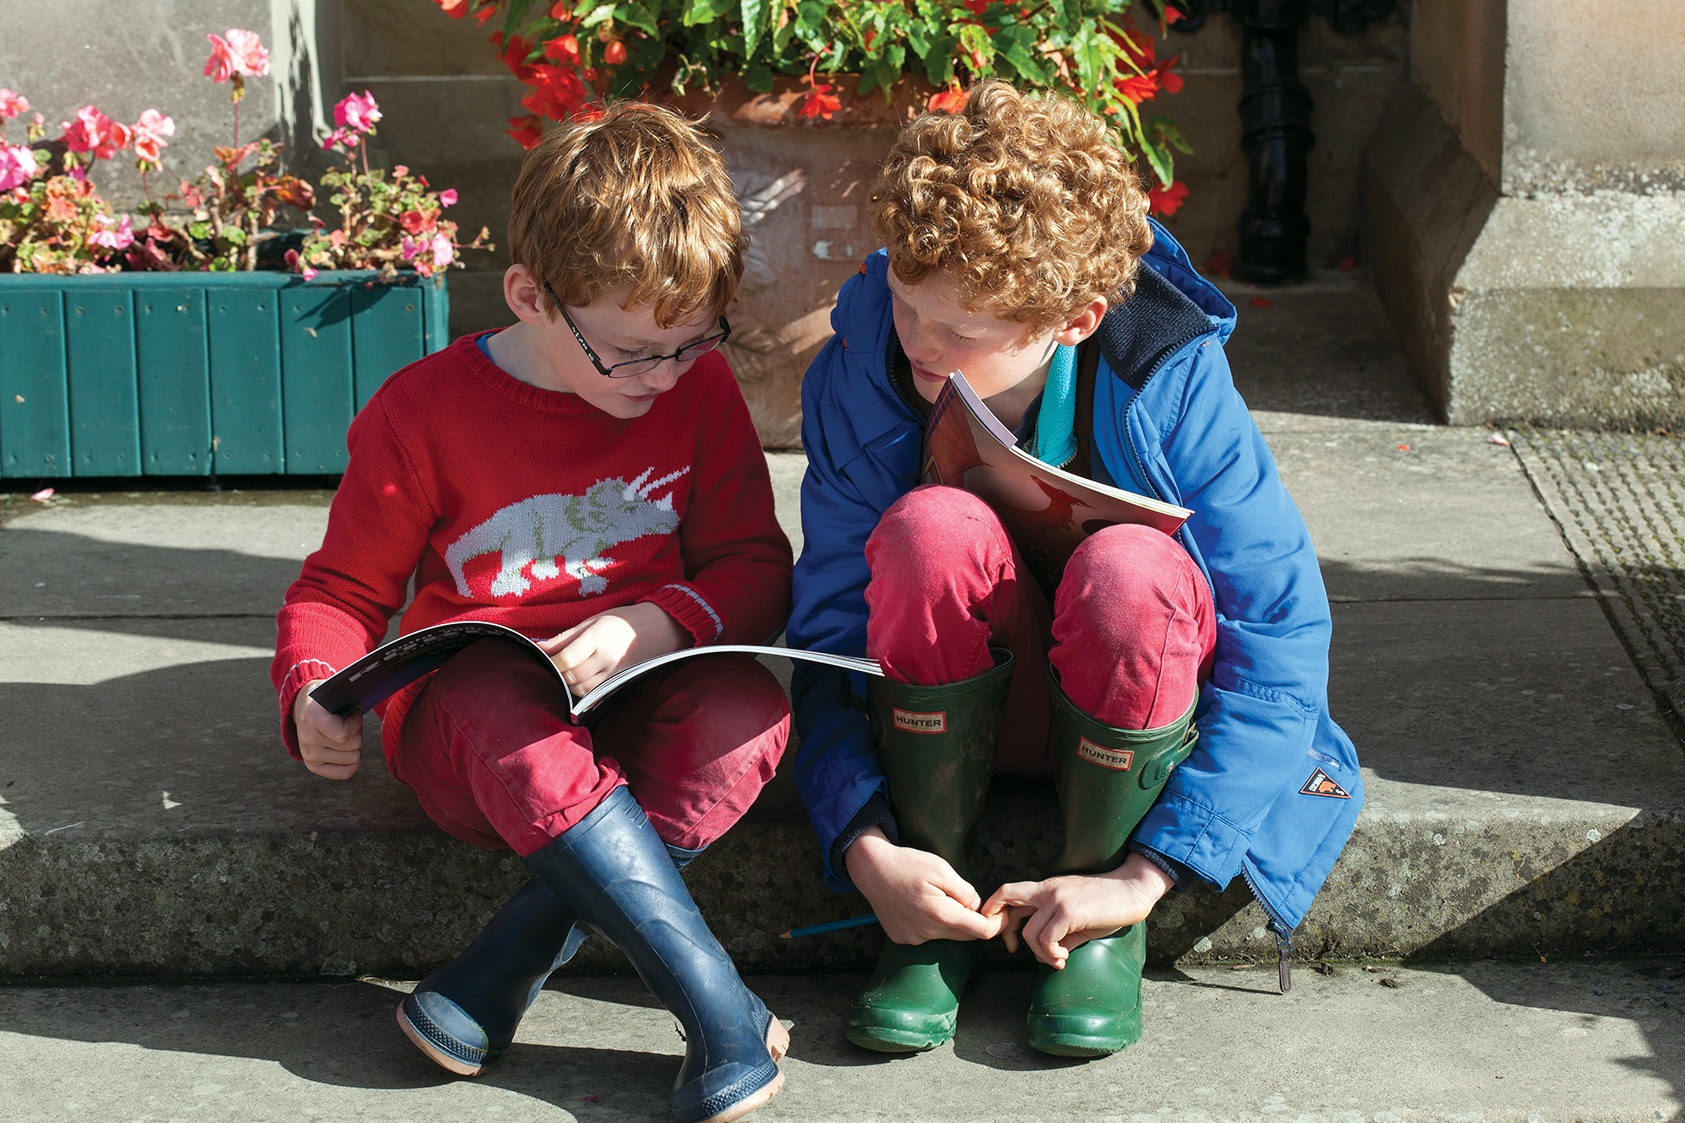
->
[[0, 270, 449, 478]]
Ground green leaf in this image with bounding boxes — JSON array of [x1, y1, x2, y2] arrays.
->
[[1137, 133, 1173, 187], [618, 1, 661, 34], [1148, 115, 1192, 155], [581, 2, 618, 26], [737, 0, 765, 55]]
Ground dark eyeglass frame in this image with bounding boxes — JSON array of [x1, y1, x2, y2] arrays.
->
[[544, 282, 731, 379]]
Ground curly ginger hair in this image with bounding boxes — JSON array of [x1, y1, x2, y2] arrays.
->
[[868, 80, 1154, 332]]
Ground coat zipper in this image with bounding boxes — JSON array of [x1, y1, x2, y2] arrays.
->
[[1240, 863, 1294, 994]]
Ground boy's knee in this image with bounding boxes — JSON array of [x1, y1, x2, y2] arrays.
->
[[869, 485, 1004, 577], [1065, 525, 1201, 610]]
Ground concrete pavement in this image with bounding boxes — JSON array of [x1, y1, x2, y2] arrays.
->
[[3, 270, 1684, 1119]]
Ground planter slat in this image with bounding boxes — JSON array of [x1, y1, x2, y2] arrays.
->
[[280, 285, 356, 475], [136, 288, 213, 476], [66, 289, 141, 476], [350, 282, 428, 407], [0, 271, 448, 480], [208, 288, 284, 475], [0, 291, 72, 478]]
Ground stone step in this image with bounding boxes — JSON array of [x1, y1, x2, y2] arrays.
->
[[4, 425, 1683, 978]]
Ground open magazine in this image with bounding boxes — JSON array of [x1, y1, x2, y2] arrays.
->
[[923, 370, 1192, 589], [309, 619, 882, 722]]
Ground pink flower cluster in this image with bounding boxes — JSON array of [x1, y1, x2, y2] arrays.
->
[[323, 91, 381, 152], [0, 89, 175, 194], [203, 29, 270, 83]]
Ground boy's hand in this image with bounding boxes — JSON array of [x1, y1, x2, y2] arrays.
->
[[292, 681, 364, 780], [538, 603, 688, 696], [980, 852, 1174, 969], [844, 826, 1004, 944]]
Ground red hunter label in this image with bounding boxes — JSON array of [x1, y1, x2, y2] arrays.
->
[[1300, 767, 1351, 799], [892, 708, 946, 734], [1076, 738, 1134, 771]]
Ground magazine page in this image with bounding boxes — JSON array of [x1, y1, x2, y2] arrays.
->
[[923, 371, 1190, 587], [310, 623, 882, 723]]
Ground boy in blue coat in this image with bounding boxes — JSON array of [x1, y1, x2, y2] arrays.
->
[[787, 81, 1362, 1057]]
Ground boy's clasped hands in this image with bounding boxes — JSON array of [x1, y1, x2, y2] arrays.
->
[[845, 823, 1175, 971]]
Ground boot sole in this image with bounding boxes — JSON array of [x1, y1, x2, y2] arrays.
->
[[1028, 1033, 1129, 1058], [693, 1015, 789, 1123], [844, 1021, 952, 1053], [396, 1001, 491, 1077]]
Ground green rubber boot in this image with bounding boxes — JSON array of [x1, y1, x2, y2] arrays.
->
[[846, 649, 1015, 1053], [1026, 669, 1198, 1058]]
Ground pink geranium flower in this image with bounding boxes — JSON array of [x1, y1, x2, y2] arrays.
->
[[0, 89, 28, 120], [205, 29, 269, 82], [333, 91, 382, 134], [89, 214, 136, 251], [62, 106, 130, 160], [225, 29, 270, 77], [0, 144, 38, 192], [438, 188, 457, 207], [431, 233, 454, 269], [131, 109, 175, 165]]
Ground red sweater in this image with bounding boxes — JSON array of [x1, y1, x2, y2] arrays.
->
[[271, 330, 793, 761]]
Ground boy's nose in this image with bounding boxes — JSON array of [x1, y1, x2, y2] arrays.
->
[[638, 358, 684, 390]]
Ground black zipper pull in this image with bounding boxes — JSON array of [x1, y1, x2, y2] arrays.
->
[[1276, 931, 1292, 994]]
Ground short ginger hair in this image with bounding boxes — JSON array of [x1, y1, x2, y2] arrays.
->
[[868, 80, 1153, 332], [507, 101, 746, 325]]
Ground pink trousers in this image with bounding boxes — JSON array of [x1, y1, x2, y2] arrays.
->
[[392, 641, 790, 857], [864, 486, 1215, 772]]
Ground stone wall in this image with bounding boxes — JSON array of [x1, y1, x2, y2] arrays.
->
[[1365, 0, 1685, 427], [1, 1, 1410, 445]]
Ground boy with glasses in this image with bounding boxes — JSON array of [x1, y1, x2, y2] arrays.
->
[[273, 101, 793, 1123]]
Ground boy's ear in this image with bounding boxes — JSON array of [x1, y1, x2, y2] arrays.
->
[[504, 264, 550, 326], [1052, 296, 1109, 347]]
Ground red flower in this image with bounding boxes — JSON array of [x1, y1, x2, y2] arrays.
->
[[964, 0, 989, 13], [506, 114, 545, 149], [798, 83, 842, 120], [399, 209, 434, 235], [548, 0, 572, 16], [543, 34, 580, 64], [1154, 53, 1183, 96], [1147, 180, 1188, 216], [498, 34, 536, 82], [522, 64, 589, 120], [433, 0, 468, 16], [1114, 72, 1159, 105], [927, 87, 968, 114], [604, 39, 627, 65]]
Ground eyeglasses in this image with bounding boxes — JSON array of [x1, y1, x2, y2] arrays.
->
[[545, 282, 731, 379]]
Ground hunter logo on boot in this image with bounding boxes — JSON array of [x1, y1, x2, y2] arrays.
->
[[1300, 767, 1351, 798], [892, 708, 947, 734], [1076, 738, 1134, 771]]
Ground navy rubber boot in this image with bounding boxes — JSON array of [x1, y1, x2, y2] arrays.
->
[[398, 876, 587, 1075], [523, 785, 786, 1123]]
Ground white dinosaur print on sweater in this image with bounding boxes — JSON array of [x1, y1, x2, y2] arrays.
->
[[445, 467, 690, 598]]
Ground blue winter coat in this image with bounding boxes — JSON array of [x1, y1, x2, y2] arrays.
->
[[787, 222, 1363, 936]]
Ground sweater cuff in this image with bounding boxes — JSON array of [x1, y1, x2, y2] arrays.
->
[[647, 583, 725, 646], [277, 659, 340, 761], [1129, 842, 1187, 890], [828, 792, 899, 882]]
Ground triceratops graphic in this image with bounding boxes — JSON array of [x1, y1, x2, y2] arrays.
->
[[444, 467, 690, 598]]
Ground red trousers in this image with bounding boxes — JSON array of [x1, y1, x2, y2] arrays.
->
[[864, 486, 1215, 771], [392, 640, 790, 857]]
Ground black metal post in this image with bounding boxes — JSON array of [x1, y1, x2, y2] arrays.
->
[[1167, 0, 1393, 284], [1234, 0, 1314, 282]]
